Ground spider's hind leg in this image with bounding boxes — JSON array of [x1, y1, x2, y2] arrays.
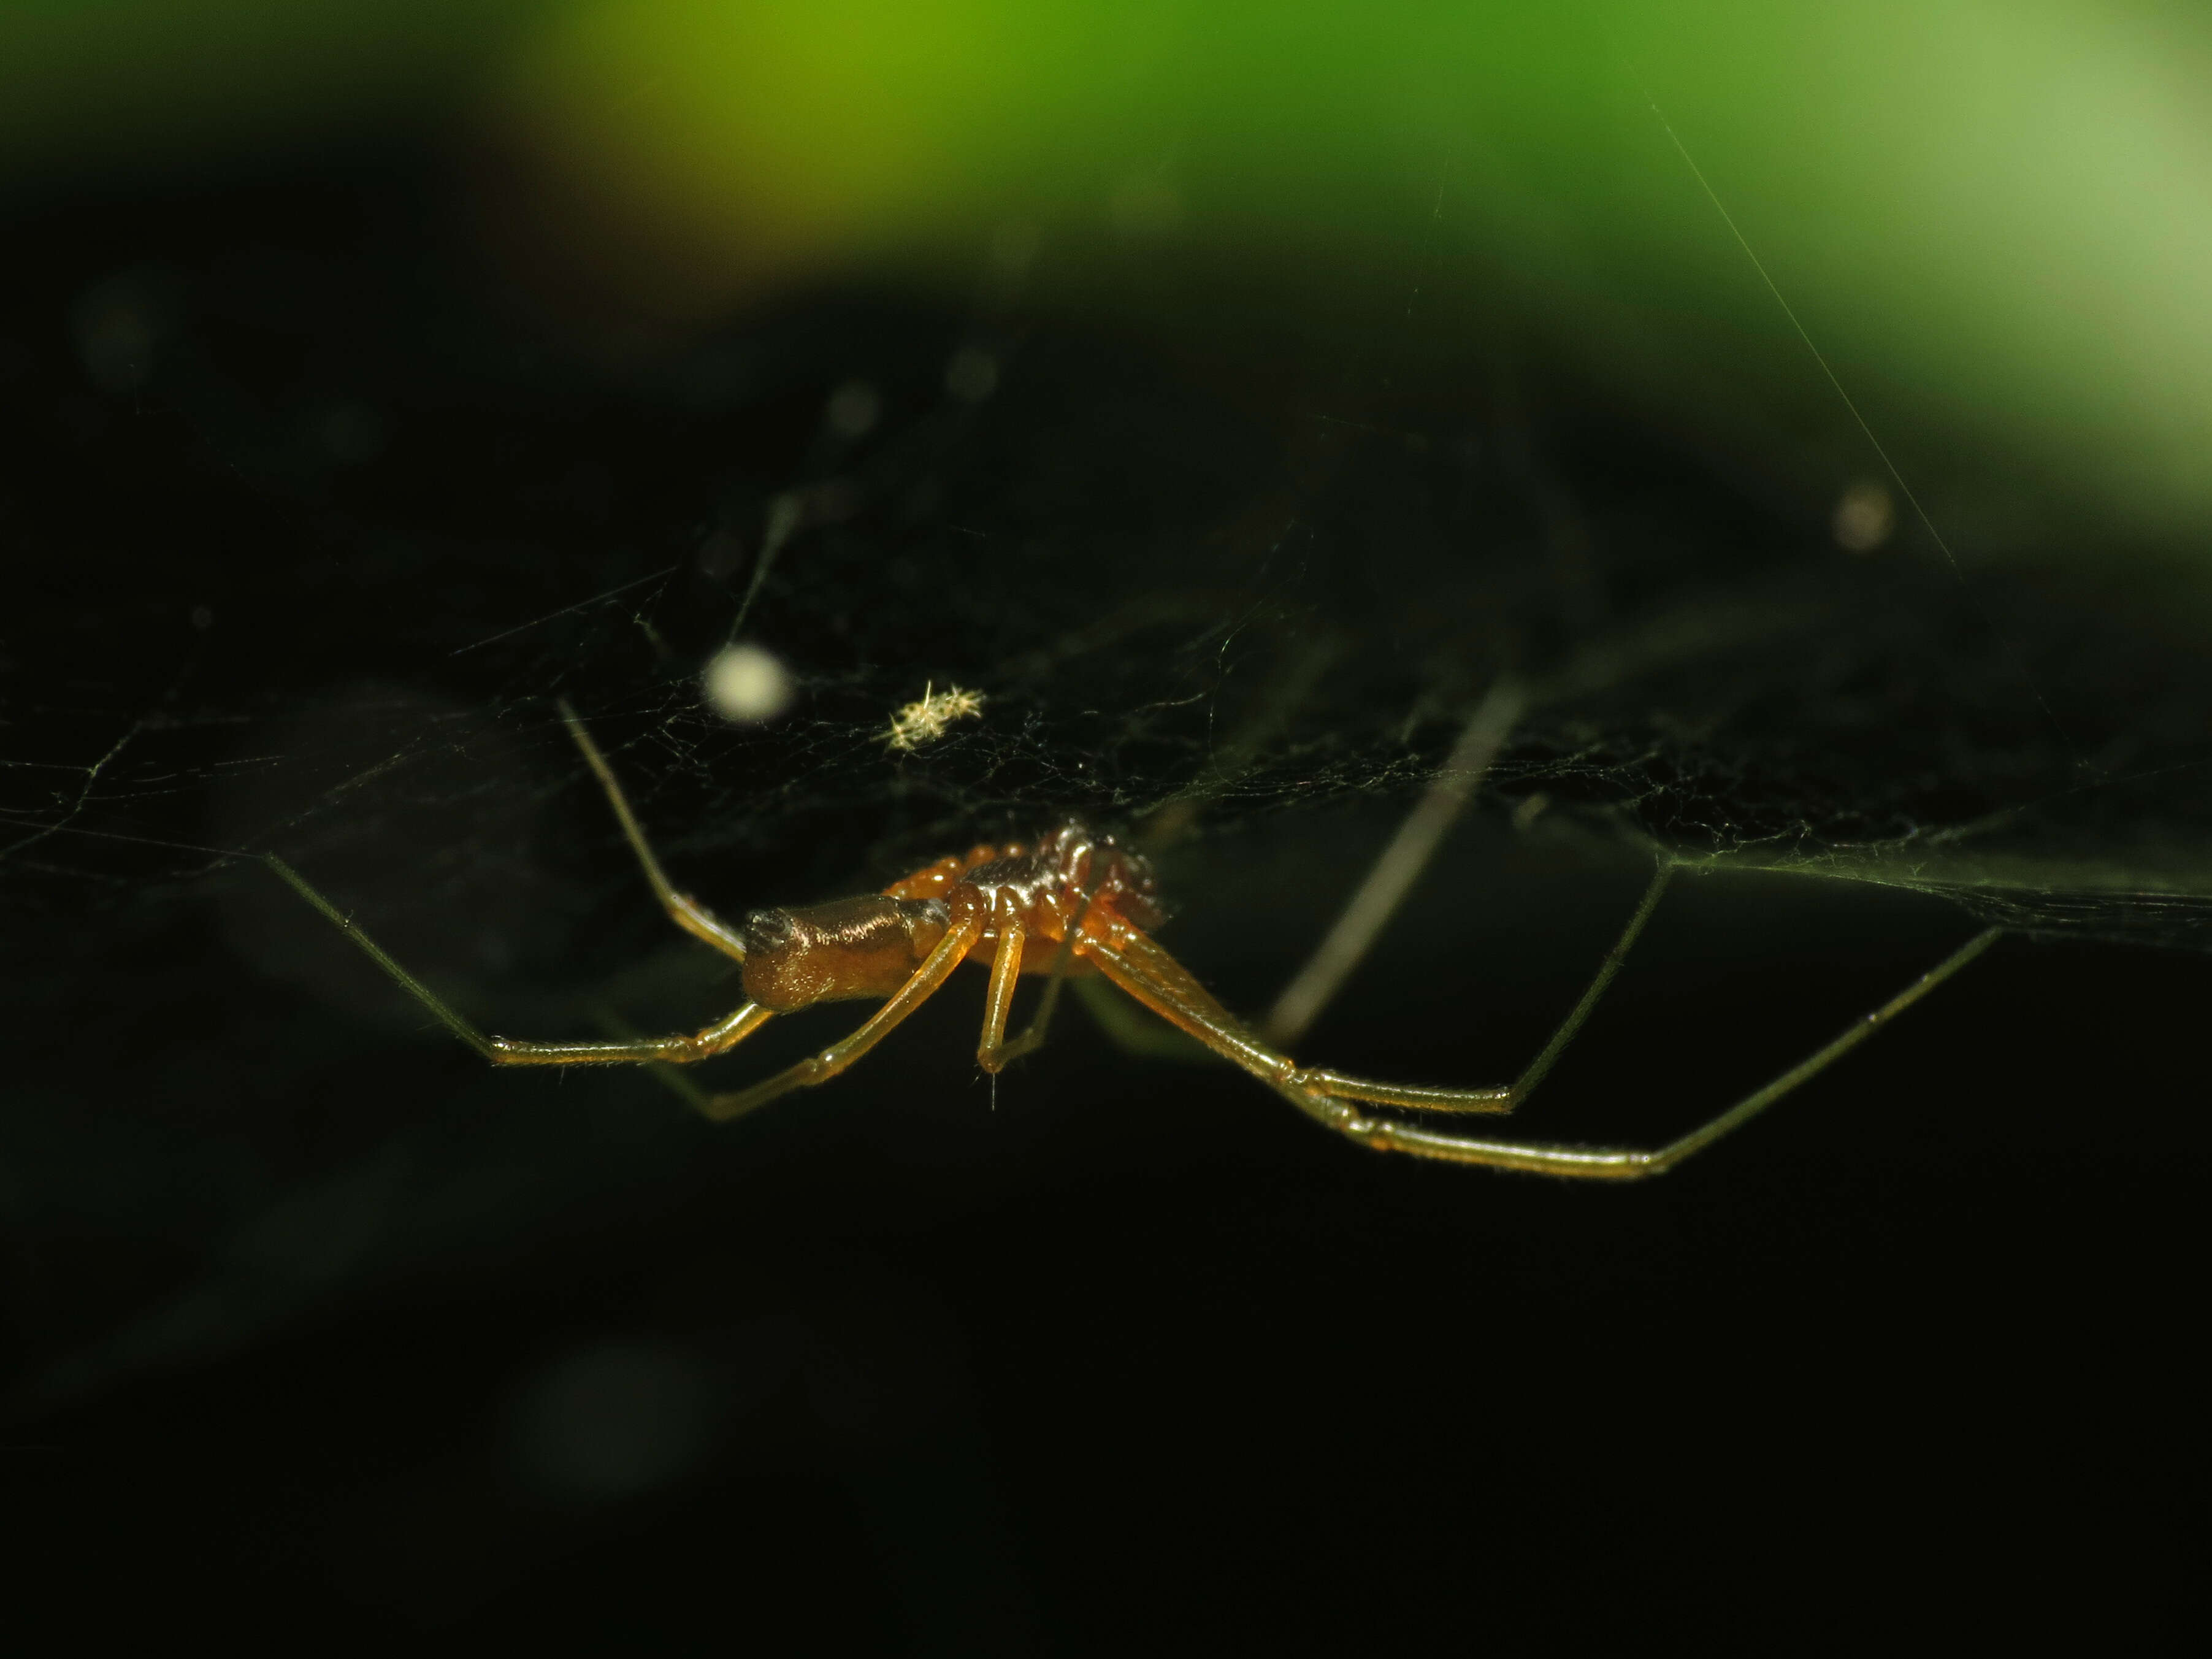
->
[[263, 852, 776, 1081], [557, 699, 749, 962], [264, 852, 502, 1059]]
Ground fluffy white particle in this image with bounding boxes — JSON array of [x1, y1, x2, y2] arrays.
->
[[702, 643, 795, 724]]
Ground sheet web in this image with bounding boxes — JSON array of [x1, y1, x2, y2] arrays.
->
[[7, 154, 2212, 1406], [4, 121, 2210, 994], [9, 289, 2212, 981]]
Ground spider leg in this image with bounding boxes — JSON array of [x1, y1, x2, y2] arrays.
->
[[1118, 858, 1675, 1106], [976, 917, 1028, 1073], [1089, 925, 2002, 1178], [1073, 974, 1214, 1061], [557, 699, 749, 962], [977, 889, 1098, 1074], [266, 853, 501, 1059], [697, 916, 985, 1122], [485, 1002, 776, 1066], [265, 852, 777, 1070], [1264, 677, 1524, 1045], [1087, 930, 1512, 1113], [1504, 860, 1674, 1107]]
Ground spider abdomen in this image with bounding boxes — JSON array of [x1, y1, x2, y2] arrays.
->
[[740, 894, 951, 1010]]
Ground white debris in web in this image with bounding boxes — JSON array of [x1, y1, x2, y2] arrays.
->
[[702, 643, 795, 723], [884, 682, 985, 751]]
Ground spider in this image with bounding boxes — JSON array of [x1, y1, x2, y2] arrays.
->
[[266, 704, 1999, 1179]]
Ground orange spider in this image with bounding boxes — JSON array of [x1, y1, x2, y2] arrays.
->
[[267, 704, 1996, 1179]]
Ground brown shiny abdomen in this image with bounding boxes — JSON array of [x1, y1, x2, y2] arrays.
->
[[739, 894, 951, 1010]]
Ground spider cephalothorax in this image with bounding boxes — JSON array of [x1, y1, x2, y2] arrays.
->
[[891, 820, 1165, 938]]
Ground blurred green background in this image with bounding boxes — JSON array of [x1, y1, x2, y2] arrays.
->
[[10, 0, 2212, 563]]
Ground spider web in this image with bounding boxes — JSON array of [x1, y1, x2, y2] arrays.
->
[[11, 240, 2210, 959], [5, 125, 2212, 1408]]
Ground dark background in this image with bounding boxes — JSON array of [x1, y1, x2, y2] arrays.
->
[[3, 140, 2203, 1650]]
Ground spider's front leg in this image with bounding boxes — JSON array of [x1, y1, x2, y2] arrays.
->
[[1278, 860, 1682, 1116], [1103, 918, 1998, 1178], [1084, 927, 1512, 1114], [1293, 926, 2002, 1177]]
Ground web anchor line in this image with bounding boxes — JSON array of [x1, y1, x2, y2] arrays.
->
[[1644, 94, 2081, 772]]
